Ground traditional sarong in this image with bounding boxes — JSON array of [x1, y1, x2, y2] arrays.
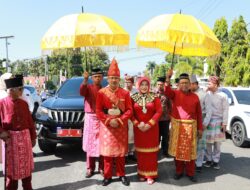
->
[[99, 122, 128, 157], [168, 117, 197, 161], [136, 148, 158, 178], [2, 129, 34, 180], [206, 118, 225, 143], [82, 113, 101, 157]]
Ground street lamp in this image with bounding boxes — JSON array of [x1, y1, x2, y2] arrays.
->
[[0, 35, 14, 72]]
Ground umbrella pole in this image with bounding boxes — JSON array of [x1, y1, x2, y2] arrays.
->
[[171, 41, 177, 69], [84, 47, 88, 72]]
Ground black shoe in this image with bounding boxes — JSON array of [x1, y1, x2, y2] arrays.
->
[[188, 176, 197, 182], [173, 173, 183, 180], [204, 161, 213, 168], [213, 162, 220, 170], [128, 155, 137, 161], [164, 153, 172, 158], [102, 178, 112, 186], [119, 176, 130, 186], [196, 166, 202, 173], [85, 170, 94, 178]]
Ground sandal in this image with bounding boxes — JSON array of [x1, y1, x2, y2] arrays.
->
[[147, 178, 154, 185]]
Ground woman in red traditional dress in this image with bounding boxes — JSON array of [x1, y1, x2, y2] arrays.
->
[[131, 77, 162, 185]]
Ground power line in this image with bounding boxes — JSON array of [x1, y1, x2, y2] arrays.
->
[[195, 0, 215, 19], [118, 52, 166, 62], [199, 0, 223, 21]]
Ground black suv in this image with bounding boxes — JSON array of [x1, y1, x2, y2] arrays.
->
[[36, 77, 108, 153]]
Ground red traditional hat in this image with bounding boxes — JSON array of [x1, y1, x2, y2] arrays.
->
[[108, 58, 120, 77]]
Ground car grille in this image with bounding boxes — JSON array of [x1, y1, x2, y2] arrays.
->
[[48, 110, 84, 123]]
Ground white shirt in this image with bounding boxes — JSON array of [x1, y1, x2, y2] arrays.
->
[[0, 89, 8, 99], [207, 90, 229, 125], [194, 87, 212, 127]]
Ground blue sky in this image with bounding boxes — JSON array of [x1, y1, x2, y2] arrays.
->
[[0, 0, 250, 75]]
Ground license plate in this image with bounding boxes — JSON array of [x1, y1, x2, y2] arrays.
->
[[57, 129, 82, 137]]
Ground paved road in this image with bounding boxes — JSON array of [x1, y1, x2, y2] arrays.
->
[[1, 139, 250, 190]]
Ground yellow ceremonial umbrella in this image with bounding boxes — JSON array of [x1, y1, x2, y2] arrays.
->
[[41, 13, 129, 50], [136, 13, 221, 67], [41, 13, 129, 71]]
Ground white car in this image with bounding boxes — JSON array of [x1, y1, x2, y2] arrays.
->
[[24, 84, 42, 108], [219, 87, 250, 147]]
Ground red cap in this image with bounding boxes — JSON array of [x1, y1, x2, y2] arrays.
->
[[108, 58, 120, 77], [209, 76, 220, 86]]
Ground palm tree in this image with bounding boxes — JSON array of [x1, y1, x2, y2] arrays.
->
[[146, 61, 156, 77]]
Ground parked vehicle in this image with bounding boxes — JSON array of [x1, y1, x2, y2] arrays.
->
[[219, 87, 250, 147], [24, 84, 42, 106], [36, 77, 108, 153]]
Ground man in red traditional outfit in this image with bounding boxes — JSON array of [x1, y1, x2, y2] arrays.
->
[[0, 77, 37, 190], [80, 68, 104, 178], [164, 71, 202, 182], [96, 58, 132, 186]]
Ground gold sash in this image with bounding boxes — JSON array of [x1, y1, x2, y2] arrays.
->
[[168, 117, 197, 161]]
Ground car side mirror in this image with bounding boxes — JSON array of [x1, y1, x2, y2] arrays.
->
[[228, 98, 233, 105]]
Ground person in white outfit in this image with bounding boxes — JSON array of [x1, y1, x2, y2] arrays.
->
[[190, 75, 212, 172], [124, 75, 138, 161], [204, 76, 229, 170], [0, 73, 13, 164]]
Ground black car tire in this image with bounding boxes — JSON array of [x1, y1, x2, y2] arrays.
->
[[231, 121, 248, 147], [38, 139, 57, 154]]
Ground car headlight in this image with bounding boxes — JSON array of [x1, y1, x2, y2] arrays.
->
[[39, 106, 49, 114], [244, 112, 250, 117]]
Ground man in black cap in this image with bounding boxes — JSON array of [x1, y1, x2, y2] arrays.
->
[[80, 68, 104, 178], [164, 71, 203, 182], [0, 76, 36, 190], [155, 76, 171, 157]]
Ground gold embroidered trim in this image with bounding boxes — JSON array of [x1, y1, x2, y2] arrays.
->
[[171, 117, 196, 124], [138, 169, 157, 176], [131, 92, 157, 106], [105, 118, 111, 126], [148, 119, 156, 126], [117, 118, 124, 126], [135, 146, 159, 152]]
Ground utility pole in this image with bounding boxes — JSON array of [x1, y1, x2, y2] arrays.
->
[[0, 35, 14, 72]]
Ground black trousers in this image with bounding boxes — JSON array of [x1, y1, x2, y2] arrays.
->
[[158, 120, 170, 154]]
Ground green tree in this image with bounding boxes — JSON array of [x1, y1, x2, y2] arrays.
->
[[146, 61, 156, 77], [223, 16, 249, 86], [208, 17, 229, 78], [0, 59, 6, 74]]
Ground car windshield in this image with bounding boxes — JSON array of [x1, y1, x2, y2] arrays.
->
[[24, 86, 35, 94], [57, 77, 108, 98], [233, 90, 250, 105]]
